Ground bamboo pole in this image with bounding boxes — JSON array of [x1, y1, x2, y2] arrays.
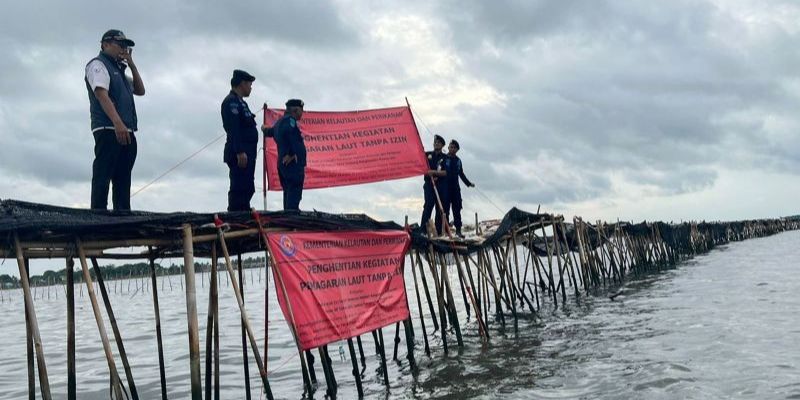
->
[[205, 246, 217, 400], [462, 254, 489, 340], [91, 258, 139, 400], [75, 239, 123, 400], [180, 224, 203, 400], [216, 230, 274, 399], [436, 253, 463, 347], [356, 336, 366, 371], [66, 257, 76, 400], [556, 220, 581, 298], [413, 250, 439, 332], [147, 252, 168, 400], [268, 253, 313, 394], [392, 322, 401, 360], [425, 250, 448, 353], [409, 250, 431, 356], [491, 245, 516, 325], [538, 222, 557, 306], [347, 338, 363, 397], [304, 351, 317, 385], [321, 346, 337, 397], [374, 329, 390, 386], [24, 258, 35, 400], [213, 265, 220, 400], [237, 254, 252, 400], [455, 254, 487, 341]]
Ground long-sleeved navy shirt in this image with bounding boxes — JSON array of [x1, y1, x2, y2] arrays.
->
[[272, 114, 307, 172], [445, 154, 473, 193], [221, 91, 258, 163], [424, 150, 448, 191]]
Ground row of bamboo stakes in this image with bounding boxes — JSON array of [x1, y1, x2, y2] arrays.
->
[[4, 214, 799, 399]]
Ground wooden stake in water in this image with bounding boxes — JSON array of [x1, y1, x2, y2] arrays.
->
[[14, 239, 52, 400], [24, 258, 35, 400], [181, 224, 203, 400], [347, 338, 363, 397], [148, 251, 168, 400], [238, 254, 252, 400], [205, 245, 218, 400], [265, 248, 312, 394], [66, 257, 76, 400], [91, 258, 139, 400], [409, 252, 431, 356], [75, 239, 123, 400], [217, 229, 274, 399]]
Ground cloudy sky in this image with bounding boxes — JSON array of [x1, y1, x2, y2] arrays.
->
[[2, 0, 799, 227]]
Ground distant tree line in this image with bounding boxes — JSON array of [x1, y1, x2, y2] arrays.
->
[[0, 256, 266, 289]]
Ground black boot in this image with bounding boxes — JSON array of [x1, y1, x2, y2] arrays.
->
[[456, 227, 464, 238]]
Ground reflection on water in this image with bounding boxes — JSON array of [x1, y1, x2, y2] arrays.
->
[[1, 231, 799, 399]]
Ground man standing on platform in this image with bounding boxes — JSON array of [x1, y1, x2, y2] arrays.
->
[[272, 99, 307, 210], [420, 135, 448, 236], [85, 29, 145, 210], [444, 139, 475, 238], [221, 69, 259, 211]]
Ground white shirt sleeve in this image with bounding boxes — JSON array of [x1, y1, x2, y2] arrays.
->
[[85, 60, 110, 91]]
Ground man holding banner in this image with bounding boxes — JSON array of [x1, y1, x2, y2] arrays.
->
[[261, 102, 429, 207], [272, 99, 307, 210]]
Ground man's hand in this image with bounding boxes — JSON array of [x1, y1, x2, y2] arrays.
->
[[114, 123, 131, 145], [261, 124, 274, 138], [237, 152, 248, 168], [468, 183, 476, 188], [119, 48, 135, 67], [281, 154, 296, 166]]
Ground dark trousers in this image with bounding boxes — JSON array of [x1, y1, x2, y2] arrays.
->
[[421, 183, 448, 235], [91, 129, 137, 210], [279, 167, 304, 211], [227, 152, 256, 212], [447, 190, 464, 229]]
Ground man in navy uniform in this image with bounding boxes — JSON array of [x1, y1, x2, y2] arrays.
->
[[221, 69, 259, 211], [444, 139, 475, 237], [420, 135, 448, 236], [85, 29, 145, 210], [271, 99, 307, 210]]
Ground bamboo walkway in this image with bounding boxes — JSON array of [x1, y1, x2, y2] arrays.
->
[[1, 199, 798, 399]]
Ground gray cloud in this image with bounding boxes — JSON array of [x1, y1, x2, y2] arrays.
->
[[1, 0, 799, 222]]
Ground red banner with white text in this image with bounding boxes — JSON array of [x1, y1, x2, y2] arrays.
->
[[263, 106, 428, 191], [267, 230, 411, 350]]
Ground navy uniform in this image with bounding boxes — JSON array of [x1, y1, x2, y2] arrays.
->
[[221, 70, 259, 211], [420, 150, 448, 235], [444, 153, 473, 236], [272, 99, 307, 210]]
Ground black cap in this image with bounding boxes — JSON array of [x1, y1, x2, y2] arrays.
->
[[101, 29, 135, 47], [285, 99, 304, 108], [231, 69, 256, 86], [433, 135, 445, 145], [449, 139, 460, 149]]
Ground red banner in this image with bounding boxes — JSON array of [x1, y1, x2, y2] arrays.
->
[[267, 230, 411, 350], [263, 106, 428, 191]]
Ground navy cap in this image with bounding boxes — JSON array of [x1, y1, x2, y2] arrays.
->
[[231, 69, 256, 86], [101, 29, 135, 47], [285, 99, 304, 108]]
